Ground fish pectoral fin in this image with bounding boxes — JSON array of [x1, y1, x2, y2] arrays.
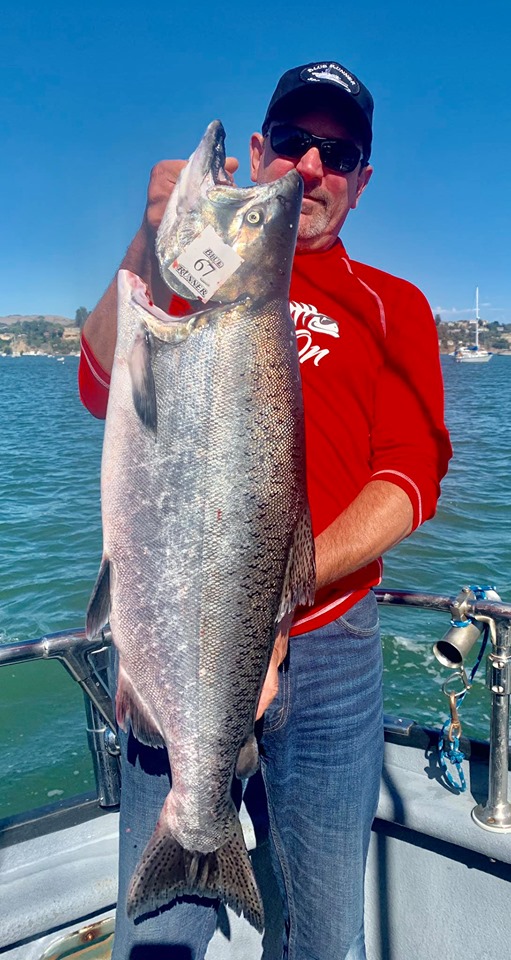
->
[[127, 809, 264, 933], [116, 663, 165, 748], [128, 327, 157, 434], [235, 733, 259, 779], [277, 505, 316, 621], [86, 556, 111, 639]]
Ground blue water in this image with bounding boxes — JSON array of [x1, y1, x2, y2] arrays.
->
[[1, 354, 510, 817]]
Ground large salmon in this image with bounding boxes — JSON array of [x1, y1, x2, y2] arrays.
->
[[86, 120, 316, 931]]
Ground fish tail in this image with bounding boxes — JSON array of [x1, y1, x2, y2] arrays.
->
[[127, 810, 264, 932]]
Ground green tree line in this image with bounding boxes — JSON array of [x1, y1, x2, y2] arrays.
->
[[0, 307, 90, 355]]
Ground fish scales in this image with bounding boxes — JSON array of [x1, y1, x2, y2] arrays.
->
[[87, 120, 315, 931], [107, 300, 304, 833]]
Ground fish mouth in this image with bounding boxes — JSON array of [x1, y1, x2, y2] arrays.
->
[[203, 120, 232, 188], [159, 120, 232, 229], [208, 169, 302, 210]]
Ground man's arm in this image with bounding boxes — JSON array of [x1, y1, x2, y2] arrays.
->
[[314, 479, 412, 589], [256, 479, 412, 718]]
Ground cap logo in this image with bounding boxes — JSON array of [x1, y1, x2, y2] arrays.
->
[[300, 62, 360, 96]]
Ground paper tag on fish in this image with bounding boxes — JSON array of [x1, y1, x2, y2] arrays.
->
[[168, 226, 243, 303]]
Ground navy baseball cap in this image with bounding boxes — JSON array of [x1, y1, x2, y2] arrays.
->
[[262, 61, 374, 160]]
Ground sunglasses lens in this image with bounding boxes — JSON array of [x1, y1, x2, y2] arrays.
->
[[270, 125, 312, 159], [270, 125, 362, 173], [321, 140, 361, 173]]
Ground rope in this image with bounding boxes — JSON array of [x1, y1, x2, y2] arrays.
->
[[438, 725, 467, 792]]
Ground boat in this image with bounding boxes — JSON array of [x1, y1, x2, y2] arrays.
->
[[454, 288, 492, 363], [2, 584, 511, 959]]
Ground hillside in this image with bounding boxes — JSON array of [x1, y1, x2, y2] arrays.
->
[[0, 313, 72, 327], [0, 314, 82, 356]]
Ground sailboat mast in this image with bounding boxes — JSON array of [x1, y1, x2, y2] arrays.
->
[[475, 286, 479, 348]]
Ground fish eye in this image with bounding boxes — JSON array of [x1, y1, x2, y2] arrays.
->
[[245, 209, 263, 225]]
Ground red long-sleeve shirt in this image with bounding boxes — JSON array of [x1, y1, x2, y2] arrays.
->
[[79, 240, 452, 634]]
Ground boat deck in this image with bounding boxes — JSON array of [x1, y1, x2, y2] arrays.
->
[[2, 721, 510, 960]]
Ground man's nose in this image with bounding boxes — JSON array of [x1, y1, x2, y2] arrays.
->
[[295, 147, 323, 181]]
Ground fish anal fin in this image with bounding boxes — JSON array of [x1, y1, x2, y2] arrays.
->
[[128, 328, 157, 433], [235, 733, 259, 779], [86, 557, 111, 639], [116, 664, 165, 748], [277, 505, 316, 621], [127, 810, 264, 933]]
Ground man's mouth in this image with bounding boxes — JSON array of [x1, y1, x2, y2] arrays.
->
[[301, 196, 323, 213]]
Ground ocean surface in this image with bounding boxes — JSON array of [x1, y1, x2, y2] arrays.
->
[[1, 354, 510, 818]]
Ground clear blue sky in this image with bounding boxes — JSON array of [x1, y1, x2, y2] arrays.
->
[[1, 0, 509, 324]]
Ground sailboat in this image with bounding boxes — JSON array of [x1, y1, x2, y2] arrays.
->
[[454, 287, 492, 362]]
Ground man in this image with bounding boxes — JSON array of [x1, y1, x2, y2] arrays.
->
[[80, 60, 452, 960]]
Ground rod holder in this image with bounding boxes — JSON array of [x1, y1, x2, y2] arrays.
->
[[433, 586, 482, 668], [433, 618, 483, 669]]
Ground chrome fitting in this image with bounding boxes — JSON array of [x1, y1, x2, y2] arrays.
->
[[104, 728, 121, 757], [486, 653, 511, 696]]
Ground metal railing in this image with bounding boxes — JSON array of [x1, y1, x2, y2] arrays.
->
[[2, 585, 511, 828], [0, 627, 120, 808], [375, 586, 511, 832]]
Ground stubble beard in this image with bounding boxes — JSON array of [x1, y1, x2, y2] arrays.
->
[[296, 194, 337, 249]]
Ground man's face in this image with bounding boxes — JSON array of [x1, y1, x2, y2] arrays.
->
[[250, 108, 373, 253]]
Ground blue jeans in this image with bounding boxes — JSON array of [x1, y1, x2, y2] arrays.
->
[[111, 591, 383, 960]]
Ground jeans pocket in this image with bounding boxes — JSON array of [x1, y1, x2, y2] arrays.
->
[[335, 590, 379, 638], [263, 662, 291, 733]]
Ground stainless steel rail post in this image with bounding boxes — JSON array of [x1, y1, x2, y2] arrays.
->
[[83, 643, 121, 809], [472, 615, 511, 832]]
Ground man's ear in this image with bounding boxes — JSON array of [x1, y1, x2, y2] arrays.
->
[[250, 132, 265, 183], [351, 164, 373, 209]]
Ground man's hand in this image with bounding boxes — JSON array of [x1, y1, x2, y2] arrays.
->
[[143, 156, 240, 235], [256, 611, 293, 720], [143, 160, 187, 233]]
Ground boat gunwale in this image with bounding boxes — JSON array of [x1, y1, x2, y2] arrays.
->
[[2, 586, 511, 842]]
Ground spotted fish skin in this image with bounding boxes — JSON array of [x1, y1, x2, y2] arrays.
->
[[86, 121, 316, 931]]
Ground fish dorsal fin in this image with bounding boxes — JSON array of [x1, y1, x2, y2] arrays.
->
[[86, 556, 111, 639], [277, 506, 316, 622]]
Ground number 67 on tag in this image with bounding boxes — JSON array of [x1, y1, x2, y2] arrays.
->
[[169, 225, 244, 303]]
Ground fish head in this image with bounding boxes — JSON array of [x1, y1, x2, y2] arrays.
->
[[156, 120, 303, 307]]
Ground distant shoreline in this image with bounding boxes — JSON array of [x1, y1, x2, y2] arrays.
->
[[0, 351, 80, 358], [2, 349, 511, 359]]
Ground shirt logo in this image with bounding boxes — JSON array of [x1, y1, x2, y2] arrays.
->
[[289, 301, 339, 365]]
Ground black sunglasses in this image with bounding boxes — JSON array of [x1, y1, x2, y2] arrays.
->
[[269, 123, 364, 173]]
